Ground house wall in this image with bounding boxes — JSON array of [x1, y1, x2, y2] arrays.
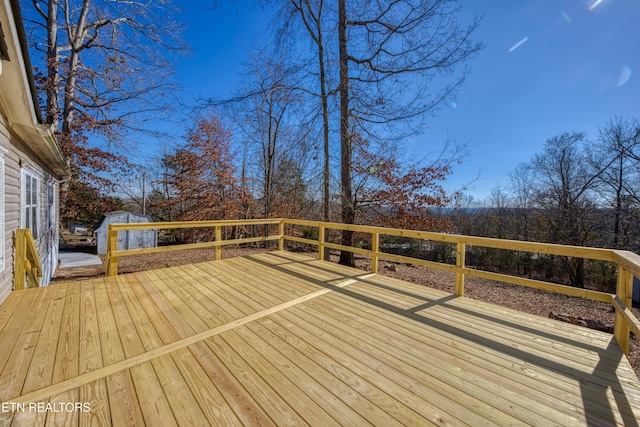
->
[[0, 114, 61, 304]]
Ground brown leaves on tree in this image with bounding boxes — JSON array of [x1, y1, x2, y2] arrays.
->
[[161, 114, 253, 223], [353, 136, 453, 232], [63, 179, 123, 226], [58, 124, 131, 226]]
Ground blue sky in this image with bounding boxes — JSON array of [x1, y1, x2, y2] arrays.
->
[[172, 0, 639, 201]]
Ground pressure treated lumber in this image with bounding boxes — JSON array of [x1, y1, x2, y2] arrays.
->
[[0, 251, 638, 426]]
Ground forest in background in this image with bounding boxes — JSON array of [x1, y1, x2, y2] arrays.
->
[[23, 0, 480, 261], [130, 115, 640, 292], [447, 117, 640, 292], [21, 0, 640, 289]]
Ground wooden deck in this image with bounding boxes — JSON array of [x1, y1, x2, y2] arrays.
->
[[0, 251, 639, 426]]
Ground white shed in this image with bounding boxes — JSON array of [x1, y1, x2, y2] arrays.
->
[[94, 211, 157, 254]]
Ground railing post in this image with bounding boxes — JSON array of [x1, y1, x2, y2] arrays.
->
[[278, 220, 285, 251], [318, 225, 326, 260], [455, 242, 466, 297], [14, 230, 26, 290], [371, 232, 379, 274], [105, 225, 119, 277], [215, 226, 222, 260], [614, 266, 632, 355]]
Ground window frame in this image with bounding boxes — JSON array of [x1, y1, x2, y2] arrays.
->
[[21, 169, 39, 240]]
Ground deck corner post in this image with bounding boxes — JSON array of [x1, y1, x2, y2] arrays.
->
[[278, 220, 285, 251], [371, 232, 379, 274], [106, 226, 119, 276], [455, 242, 466, 297], [215, 225, 222, 260], [318, 225, 326, 260], [614, 266, 632, 355]]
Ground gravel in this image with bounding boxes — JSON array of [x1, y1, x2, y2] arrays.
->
[[53, 246, 640, 378]]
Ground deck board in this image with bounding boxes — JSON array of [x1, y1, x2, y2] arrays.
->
[[188, 340, 277, 427], [21, 284, 67, 394], [54, 282, 81, 384], [298, 289, 585, 425], [0, 250, 639, 426], [312, 280, 630, 422], [277, 300, 527, 426], [0, 286, 52, 410], [204, 335, 311, 426], [79, 378, 110, 426], [79, 281, 102, 376], [0, 288, 43, 396]]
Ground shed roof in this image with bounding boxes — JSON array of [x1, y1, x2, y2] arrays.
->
[[93, 211, 153, 230]]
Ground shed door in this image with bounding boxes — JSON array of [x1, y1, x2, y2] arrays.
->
[[118, 226, 128, 251]]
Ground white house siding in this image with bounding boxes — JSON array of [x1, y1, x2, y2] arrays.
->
[[0, 146, 8, 304], [0, 0, 68, 305], [0, 115, 61, 304], [0, 117, 18, 304]]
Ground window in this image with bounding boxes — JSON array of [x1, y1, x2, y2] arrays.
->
[[22, 170, 39, 240]]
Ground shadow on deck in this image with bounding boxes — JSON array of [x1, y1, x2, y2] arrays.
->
[[1, 251, 639, 426]]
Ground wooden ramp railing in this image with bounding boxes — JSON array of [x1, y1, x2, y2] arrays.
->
[[13, 228, 42, 290], [105, 218, 640, 357]]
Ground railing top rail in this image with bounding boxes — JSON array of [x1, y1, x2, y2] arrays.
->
[[105, 217, 619, 263], [108, 218, 284, 231], [614, 250, 640, 278], [283, 219, 616, 262]]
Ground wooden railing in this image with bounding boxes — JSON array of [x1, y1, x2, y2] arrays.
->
[[105, 218, 283, 276], [105, 218, 640, 356], [13, 229, 42, 290]]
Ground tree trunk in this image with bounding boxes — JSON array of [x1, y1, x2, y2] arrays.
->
[[61, 0, 91, 134], [317, 3, 331, 261], [613, 153, 624, 248], [61, 49, 80, 134], [264, 98, 275, 220], [46, 0, 59, 128], [574, 257, 585, 288], [320, 24, 330, 223], [292, 0, 331, 258], [338, 0, 354, 266]]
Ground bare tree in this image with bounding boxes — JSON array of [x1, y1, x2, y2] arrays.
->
[[334, 0, 481, 265], [286, 0, 334, 225], [222, 49, 308, 219], [590, 116, 640, 249], [531, 132, 603, 287], [26, 0, 185, 137], [508, 162, 536, 242], [239, 1, 480, 265], [25, 0, 186, 224]]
